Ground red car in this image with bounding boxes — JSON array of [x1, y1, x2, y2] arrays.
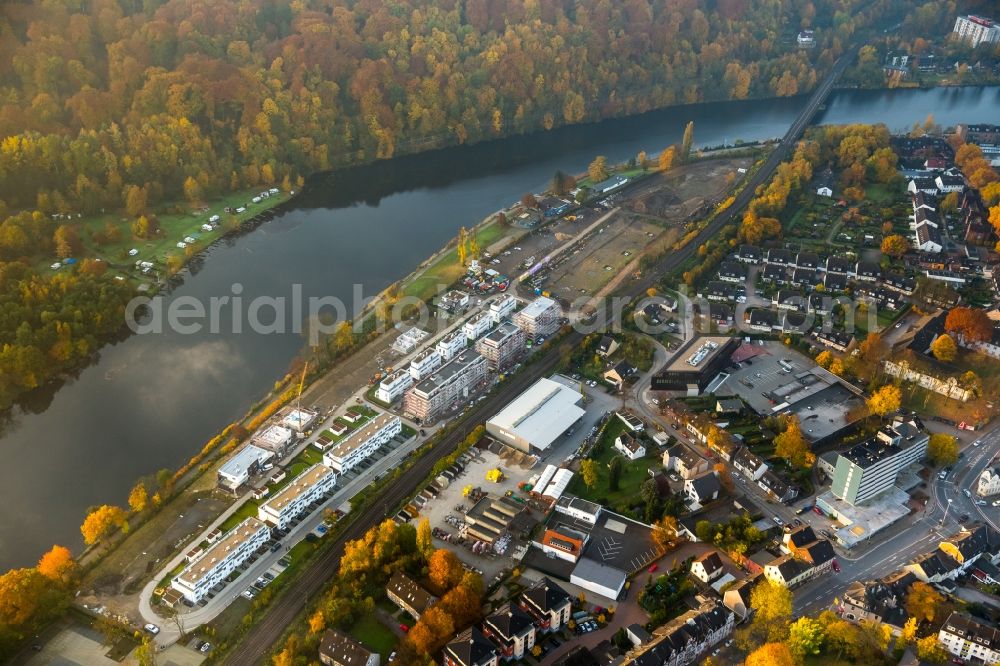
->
[[399, 624, 409, 633], [813, 506, 824, 516], [648, 563, 658, 573], [832, 560, 840, 573]]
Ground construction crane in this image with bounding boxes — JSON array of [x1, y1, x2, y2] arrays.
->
[[295, 361, 309, 416]]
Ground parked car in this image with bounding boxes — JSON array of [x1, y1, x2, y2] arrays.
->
[[143, 624, 160, 635], [832, 560, 840, 573], [647, 563, 658, 573], [200, 643, 212, 653]]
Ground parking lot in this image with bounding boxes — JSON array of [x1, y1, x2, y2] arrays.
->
[[414, 447, 538, 584]]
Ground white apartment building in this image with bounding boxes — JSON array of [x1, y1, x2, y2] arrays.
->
[[436, 330, 468, 361], [475, 322, 526, 371], [171, 517, 270, 603], [463, 311, 494, 341], [978, 467, 1000, 497], [218, 444, 274, 491], [953, 14, 1000, 47], [490, 295, 518, 323], [376, 369, 414, 404], [258, 463, 337, 530], [513, 296, 561, 338], [831, 424, 928, 506], [938, 612, 1000, 665], [409, 348, 443, 380], [322, 413, 402, 474], [403, 352, 488, 422]]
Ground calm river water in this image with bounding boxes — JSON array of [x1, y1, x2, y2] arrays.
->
[[1, 85, 998, 570]]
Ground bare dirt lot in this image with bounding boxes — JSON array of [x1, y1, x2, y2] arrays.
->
[[544, 214, 662, 298], [626, 157, 753, 220]]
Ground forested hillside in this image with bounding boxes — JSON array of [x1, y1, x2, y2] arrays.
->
[[0, 0, 905, 215], [0, 0, 915, 410]]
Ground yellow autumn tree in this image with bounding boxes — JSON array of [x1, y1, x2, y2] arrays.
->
[[81, 505, 128, 545], [867, 385, 901, 417]]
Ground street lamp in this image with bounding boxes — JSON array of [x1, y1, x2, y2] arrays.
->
[[940, 498, 953, 525]]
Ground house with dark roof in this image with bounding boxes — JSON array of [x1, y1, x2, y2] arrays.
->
[[825, 256, 852, 274], [766, 248, 794, 266], [519, 578, 571, 633], [935, 174, 965, 193], [764, 555, 815, 587], [483, 603, 536, 661], [742, 550, 776, 576], [662, 443, 710, 480], [773, 290, 805, 311], [823, 272, 848, 292], [733, 447, 768, 481], [907, 177, 938, 195], [722, 576, 757, 621], [386, 572, 437, 619], [621, 600, 734, 666], [444, 627, 499, 666], [789, 268, 818, 289], [814, 329, 853, 352], [704, 302, 734, 327], [736, 245, 762, 264], [912, 191, 937, 212], [915, 220, 943, 253], [938, 612, 1000, 665], [715, 398, 743, 415], [795, 251, 820, 271], [938, 523, 991, 572], [614, 433, 646, 461], [760, 263, 788, 284], [718, 261, 746, 284], [319, 630, 380, 666], [684, 471, 721, 509], [807, 292, 832, 316], [596, 335, 619, 358], [700, 280, 736, 302], [782, 311, 809, 334], [904, 549, 963, 583], [884, 273, 916, 295], [855, 261, 881, 282], [603, 360, 637, 389], [747, 309, 778, 332], [691, 551, 725, 583], [842, 569, 916, 632], [757, 470, 796, 503]]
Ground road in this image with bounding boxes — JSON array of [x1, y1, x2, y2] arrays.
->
[[792, 426, 1000, 617], [223, 50, 856, 664]]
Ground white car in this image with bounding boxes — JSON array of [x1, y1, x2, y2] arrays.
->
[[176, 241, 187, 249], [143, 624, 159, 635], [236, 206, 246, 213]]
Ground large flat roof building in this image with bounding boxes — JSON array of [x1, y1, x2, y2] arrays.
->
[[171, 517, 270, 604], [486, 377, 585, 453], [651, 336, 740, 395]]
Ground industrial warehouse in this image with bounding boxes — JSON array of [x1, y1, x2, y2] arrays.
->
[[485, 377, 586, 453]]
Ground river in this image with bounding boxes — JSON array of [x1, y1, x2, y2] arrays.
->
[[1, 85, 998, 571]]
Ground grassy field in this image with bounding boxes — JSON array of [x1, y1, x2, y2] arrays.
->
[[569, 418, 658, 508], [402, 219, 508, 301], [218, 498, 262, 532], [52, 187, 292, 277], [349, 614, 398, 658]]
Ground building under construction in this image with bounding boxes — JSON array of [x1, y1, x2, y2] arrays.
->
[[464, 495, 524, 545]]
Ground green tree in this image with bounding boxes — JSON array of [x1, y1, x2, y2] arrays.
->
[[580, 459, 600, 489]]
